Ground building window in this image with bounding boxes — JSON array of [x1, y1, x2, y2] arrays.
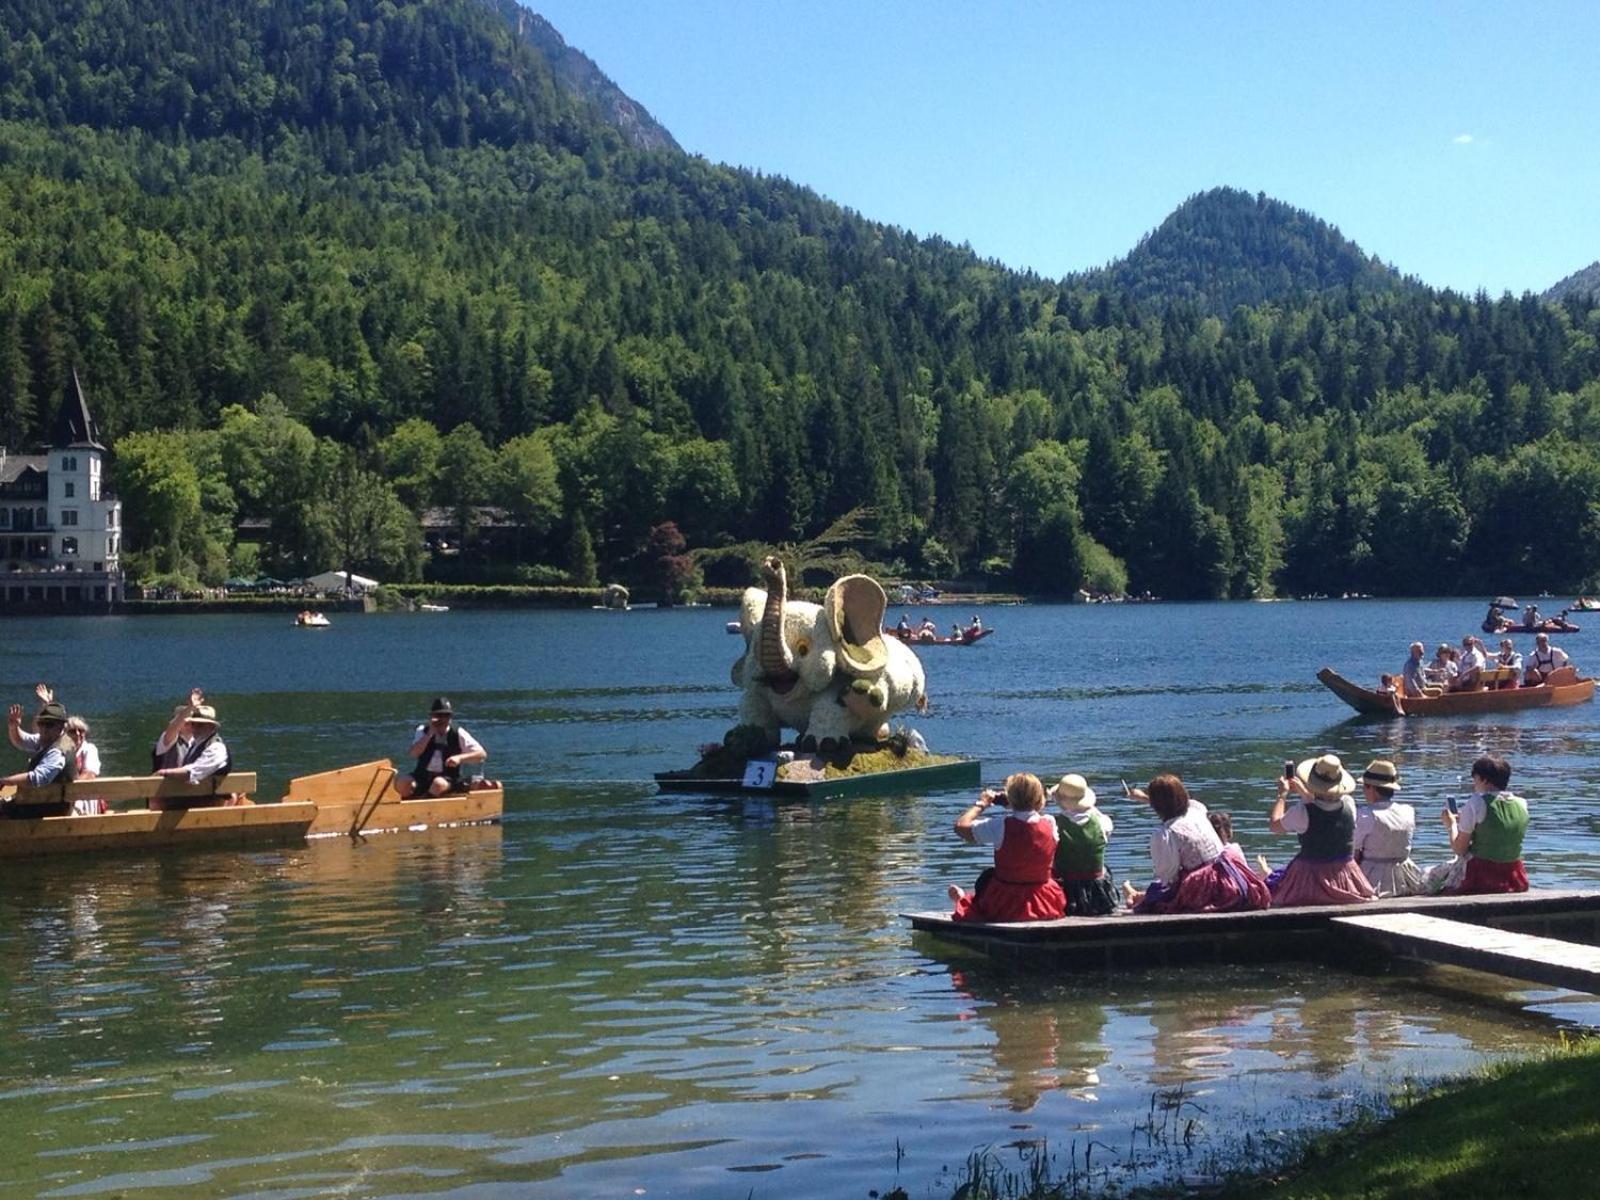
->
[[35, 507, 46, 526], [61, 509, 78, 526], [90, 478, 101, 501], [0, 509, 8, 528], [109, 536, 118, 554], [62, 456, 77, 472], [61, 537, 78, 556], [64, 481, 75, 498]]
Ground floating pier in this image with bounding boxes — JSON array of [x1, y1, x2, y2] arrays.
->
[[906, 890, 1600, 977]]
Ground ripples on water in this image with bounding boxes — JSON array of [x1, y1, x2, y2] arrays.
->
[[2, 601, 1599, 1196]]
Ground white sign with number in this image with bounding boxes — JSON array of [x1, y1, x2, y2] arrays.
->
[[741, 759, 778, 789]]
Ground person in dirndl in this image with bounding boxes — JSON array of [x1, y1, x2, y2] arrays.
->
[[947, 773, 1068, 923], [1267, 753, 1378, 907], [1050, 774, 1118, 916]]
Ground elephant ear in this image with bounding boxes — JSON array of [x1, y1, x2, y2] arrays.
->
[[825, 575, 889, 676]]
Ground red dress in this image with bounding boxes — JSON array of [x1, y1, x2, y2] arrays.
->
[[952, 815, 1068, 923]]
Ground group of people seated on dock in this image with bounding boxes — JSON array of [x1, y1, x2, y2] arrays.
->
[[946, 751, 1529, 923], [0, 689, 488, 818], [893, 614, 984, 643]]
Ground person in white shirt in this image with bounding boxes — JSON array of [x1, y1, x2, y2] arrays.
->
[[1524, 633, 1571, 686], [397, 697, 487, 797], [153, 692, 230, 789], [1450, 635, 1487, 691]]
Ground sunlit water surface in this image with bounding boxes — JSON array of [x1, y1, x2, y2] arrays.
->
[[2, 600, 1598, 1197]]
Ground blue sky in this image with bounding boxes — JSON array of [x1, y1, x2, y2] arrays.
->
[[527, 1, 1598, 296]]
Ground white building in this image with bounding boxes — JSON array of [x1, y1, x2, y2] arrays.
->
[[0, 371, 124, 608]]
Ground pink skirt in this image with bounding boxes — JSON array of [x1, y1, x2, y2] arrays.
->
[[1136, 849, 1270, 915], [1269, 857, 1377, 908]]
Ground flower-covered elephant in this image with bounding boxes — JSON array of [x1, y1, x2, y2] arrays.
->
[[729, 556, 926, 751]]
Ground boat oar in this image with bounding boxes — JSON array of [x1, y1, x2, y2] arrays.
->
[[349, 765, 397, 838]]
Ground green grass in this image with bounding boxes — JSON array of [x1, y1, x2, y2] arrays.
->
[[1221, 1034, 1600, 1199]]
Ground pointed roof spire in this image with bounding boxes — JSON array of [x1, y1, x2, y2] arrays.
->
[[54, 369, 104, 450]]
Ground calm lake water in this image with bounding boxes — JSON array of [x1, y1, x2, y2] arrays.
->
[[2, 600, 1599, 1198]]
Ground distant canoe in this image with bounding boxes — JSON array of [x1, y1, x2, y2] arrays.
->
[[1317, 666, 1595, 717]]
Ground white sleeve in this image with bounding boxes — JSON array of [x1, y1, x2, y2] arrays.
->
[[17, 730, 40, 751], [185, 740, 228, 785], [456, 727, 484, 755], [1278, 802, 1310, 834], [971, 813, 1008, 847], [80, 742, 101, 775], [1149, 828, 1182, 885], [1352, 807, 1374, 852], [1456, 794, 1487, 835]]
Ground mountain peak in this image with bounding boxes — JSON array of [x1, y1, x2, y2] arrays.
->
[[1544, 261, 1600, 304], [1077, 186, 1405, 314]]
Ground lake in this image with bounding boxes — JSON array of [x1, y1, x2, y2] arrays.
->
[[1, 599, 1597, 1198]]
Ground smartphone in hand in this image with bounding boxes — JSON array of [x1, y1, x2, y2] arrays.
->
[[1446, 795, 1459, 814], [1283, 760, 1295, 780]]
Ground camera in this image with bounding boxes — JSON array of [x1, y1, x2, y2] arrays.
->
[[1283, 760, 1295, 780]]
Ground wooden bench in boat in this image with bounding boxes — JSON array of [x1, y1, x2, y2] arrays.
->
[[0, 773, 320, 857], [284, 760, 503, 838], [905, 889, 1600, 968]]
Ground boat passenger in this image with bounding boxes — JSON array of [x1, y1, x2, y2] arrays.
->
[[1, 695, 78, 817], [895, 614, 912, 637], [1401, 642, 1427, 698], [396, 696, 487, 798], [1438, 753, 1529, 894], [152, 694, 231, 804], [947, 773, 1067, 923], [64, 716, 105, 815], [1524, 632, 1571, 686], [1352, 759, 1424, 897], [1495, 638, 1523, 687], [1050, 774, 1117, 916], [1524, 603, 1541, 629], [1483, 604, 1511, 634], [1375, 674, 1405, 715], [1422, 643, 1457, 689], [968, 614, 983, 638], [1121, 774, 1269, 914], [918, 617, 938, 643], [1266, 754, 1377, 907], [1450, 635, 1487, 691]]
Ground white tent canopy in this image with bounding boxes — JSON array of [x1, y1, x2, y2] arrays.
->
[[307, 569, 380, 593]]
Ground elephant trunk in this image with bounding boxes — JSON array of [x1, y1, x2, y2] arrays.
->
[[757, 556, 798, 691]]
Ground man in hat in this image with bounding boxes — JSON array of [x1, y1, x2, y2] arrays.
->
[[2, 692, 79, 813], [152, 688, 231, 786], [396, 697, 487, 798]]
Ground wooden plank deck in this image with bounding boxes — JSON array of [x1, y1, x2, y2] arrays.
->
[[1331, 911, 1600, 993], [904, 889, 1600, 968]]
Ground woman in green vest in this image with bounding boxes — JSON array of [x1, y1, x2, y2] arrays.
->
[[1050, 774, 1117, 915], [1443, 753, 1529, 893]]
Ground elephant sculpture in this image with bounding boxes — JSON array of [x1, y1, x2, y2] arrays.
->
[[729, 556, 926, 751]]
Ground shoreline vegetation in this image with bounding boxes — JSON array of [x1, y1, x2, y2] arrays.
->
[[892, 1033, 1600, 1199]]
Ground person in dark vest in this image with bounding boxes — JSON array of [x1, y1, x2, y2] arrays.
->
[[2, 694, 78, 817], [1265, 753, 1377, 907], [397, 697, 486, 798], [151, 690, 231, 807]]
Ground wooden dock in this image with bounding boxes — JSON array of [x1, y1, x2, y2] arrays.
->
[[905, 889, 1600, 970], [1331, 911, 1600, 993]]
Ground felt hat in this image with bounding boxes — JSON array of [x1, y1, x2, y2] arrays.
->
[[1052, 774, 1097, 810], [1360, 759, 1400, 794], [188, 704, 219, 727], [824, 575, 889, 676], [33, 700, 67, 725], [1296, 753, 1355, 799], [429, 696, 453, 715]]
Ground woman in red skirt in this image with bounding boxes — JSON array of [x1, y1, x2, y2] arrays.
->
[[948, 773, 1068, 923]]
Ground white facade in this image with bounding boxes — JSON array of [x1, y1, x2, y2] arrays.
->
[[41, 446, 121, 573]]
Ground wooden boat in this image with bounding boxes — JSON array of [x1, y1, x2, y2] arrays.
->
[[284, 759, 503, 837], [887, 627, 994, 646], [0, 773, 321, 857], [1317, 665, 1595, 716], [1483, 618, 1580, 634]]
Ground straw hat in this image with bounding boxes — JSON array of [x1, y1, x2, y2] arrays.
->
[[1360, 759, 1400, 794], [188, 703, 219, 727], [1296, 753, 1355, 799], [1052, 774, 1097, 810]]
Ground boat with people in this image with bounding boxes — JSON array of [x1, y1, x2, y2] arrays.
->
[[295, 611, 331, 628], [0, 762, 502, 858], [1573, 597, 1600, 612], [887, 627, 994, 646], [1316, 665, 1595, 716], [1482, 599, 1580, 635]]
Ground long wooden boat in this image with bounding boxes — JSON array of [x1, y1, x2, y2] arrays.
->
[[284, 759, 503, 837], [1317, 666, 1595, 716], [887, 627, 993, 646], [0, 773, 323, 857]]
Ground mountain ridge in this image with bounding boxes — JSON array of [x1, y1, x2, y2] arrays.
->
[[1545, 261, 1600, 304]]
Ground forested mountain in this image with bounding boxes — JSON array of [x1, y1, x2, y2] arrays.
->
[[2, 0, 1600, 601], [1546, 262, 1600, 304], [1076, 188, 1408, 316]]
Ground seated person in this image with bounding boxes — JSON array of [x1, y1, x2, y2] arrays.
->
[[2, 694, 78, 817], [968, 615, 984, 637], [1050, 774, 1117, 916], [1122, 774, 1269, 914], [1421, 643, 1457, 689], [1524, 603, 1542, 628], [895, 614, 911, 636], [1483, 604, 1510, 633], [1375, 674, 1405, 714], [1524, 632, 1571, 686], [397, 697, 487, 797], [1266, 754, 1377, 907], [917, 617, 938, 642], [1495, 638, 1523, 687], [1450, 635, 1486, 691], [1441, 753, 1528, 894], [947, 773, 1067, 923], [1401, 642, 1427, 698], [152, 692, 232, 807]]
